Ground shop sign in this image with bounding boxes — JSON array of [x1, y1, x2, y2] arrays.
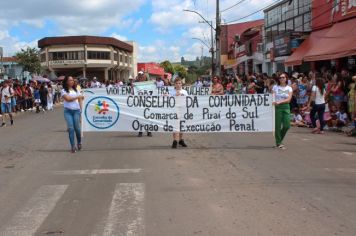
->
[[49, 60, 85, 65], [273, 35, 291, 57]]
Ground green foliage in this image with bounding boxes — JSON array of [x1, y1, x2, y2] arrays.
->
[[196, 64, 211, 76], [174, 64, 188, 79], [186, 73, 198, 85], [160, 60, 175, 75], [15, 47, 41, 74]]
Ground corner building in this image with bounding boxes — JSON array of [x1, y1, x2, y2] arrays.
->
[[38, 36, 138, 82]]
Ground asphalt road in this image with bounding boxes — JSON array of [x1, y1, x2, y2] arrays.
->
[[0, 107, 356, 236]]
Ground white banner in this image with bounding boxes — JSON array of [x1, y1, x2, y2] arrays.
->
[[82, 94, 273, 133], [83, 86, 211, 96]]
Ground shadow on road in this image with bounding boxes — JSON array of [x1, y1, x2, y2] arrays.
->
[[36, 145, 274, 153]]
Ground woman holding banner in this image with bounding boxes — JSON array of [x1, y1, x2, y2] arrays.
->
[[61, 76, 84, 153], [211, 76, 224, 95], [272, 73, 293, 150], [170, 78, 188, 149]]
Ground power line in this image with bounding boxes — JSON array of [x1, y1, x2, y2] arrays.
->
[[221, 0, 249, 13], [225, 0, 283, 24]]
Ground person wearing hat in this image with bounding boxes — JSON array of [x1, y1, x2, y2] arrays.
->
[[90, 77, 101, 88]]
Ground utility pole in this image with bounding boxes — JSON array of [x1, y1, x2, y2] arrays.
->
[[210, 21, 215, 76], [215, 0, 221, 76]]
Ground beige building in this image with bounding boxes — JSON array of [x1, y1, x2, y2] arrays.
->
[[38, 36, 137, 81]]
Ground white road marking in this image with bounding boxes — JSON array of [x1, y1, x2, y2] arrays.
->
[[1, 185, 68, 236], [103, 183, 145, 236], [342, 152, 353, 156], [325, 168, 356, 173], [53, 169, 142, 175]]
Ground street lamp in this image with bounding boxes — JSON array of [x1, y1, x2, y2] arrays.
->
[[184, 9, 216, 76], [183, 10, 215, 30], [192, 38, 210, 49]]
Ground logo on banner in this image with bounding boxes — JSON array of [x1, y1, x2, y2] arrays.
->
[[85, 96, 120, 129]]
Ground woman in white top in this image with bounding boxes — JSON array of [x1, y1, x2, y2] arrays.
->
[[272, 73, 293, 149], [308, 78, 326, 134], [170, 78, 188, 149], [61, 76, 84, 153]]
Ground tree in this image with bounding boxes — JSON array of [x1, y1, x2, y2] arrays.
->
[[188, 65, 198, 74], [174, 64, 188, 79], [160, 60, 175, 75], [15, 47, 41, 75], [186, 73, 198, 85]]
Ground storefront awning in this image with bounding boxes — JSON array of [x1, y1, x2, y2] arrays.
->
[[285, 28, 329, 66], [304, 18, 356, 62]]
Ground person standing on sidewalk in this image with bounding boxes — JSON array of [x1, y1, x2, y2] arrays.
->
[[39, 83, 48, 112], [308, 78, 326, 134], [272, 73, 293, 149], [47, 84, 54, 111], [61, 76, 84, 153], [1, 80, 14, 127]]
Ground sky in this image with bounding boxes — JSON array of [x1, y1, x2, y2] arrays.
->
[[0, 0, 276, 63]]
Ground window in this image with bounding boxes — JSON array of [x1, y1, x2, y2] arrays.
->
[[78, 51, 84, 60], [286, 19, 294, 31], [281, 3, 288, 21], [125, 55, 128, 63], [294, 15, 303, 31], [266, 27, 272, 43], [272, 25, 278, 39], [303, 12, 311, 31], [114, 52, 118, 61], [285, 2, 293, 19], [48, 51, 84, 61], [294, 0, 299, 16], [87, 51, 110, 60], [278, 22, 286, 35], [40, 53, 46, 62], [300, 0, 311, 14], [120, 54, 123, 62]]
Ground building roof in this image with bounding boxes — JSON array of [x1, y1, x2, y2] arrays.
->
[[220, 19, 264, 55], [1, 57, 17, 63], [38, 36, 133, 52], [264, 0, 290, 13]]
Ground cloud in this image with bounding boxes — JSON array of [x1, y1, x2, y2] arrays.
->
[[0, 30, 10, 41], [183, 42, 206, 61], [150, 0, 198, 32], [0, 0, 146, 35], [0, 0, 272, 62], [0, 31, 38, 56], [131, 18, 144, 33], [111, 33, 128, 41], [0, 0, 148, 56], [138, 40, 182, 62]]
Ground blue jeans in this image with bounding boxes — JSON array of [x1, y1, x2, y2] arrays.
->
[[311, 103, 325, 131], [64, 108, 81, 148]]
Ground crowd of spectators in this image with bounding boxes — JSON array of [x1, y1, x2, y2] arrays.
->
[[2, 68, 355, 136], [215, 69, 356, 136]]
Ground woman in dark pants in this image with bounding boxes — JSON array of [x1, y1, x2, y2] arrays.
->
[[308, 78, 326, 134], [39, 83, 48, 111]]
